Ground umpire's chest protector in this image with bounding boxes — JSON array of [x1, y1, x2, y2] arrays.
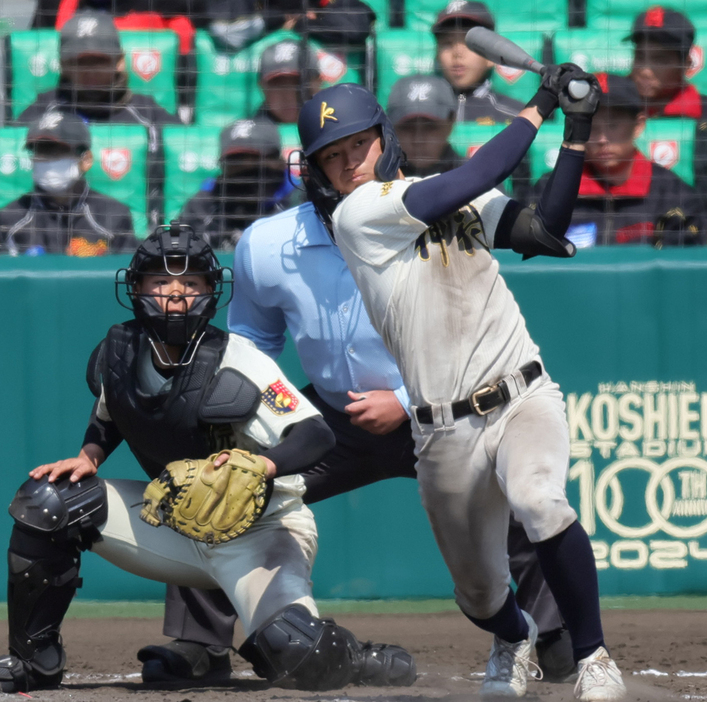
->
[[89, 321, 260, 479]]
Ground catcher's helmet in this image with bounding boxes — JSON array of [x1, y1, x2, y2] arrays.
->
[[297, 84, 404, 230], [115, 221, 233, 365]]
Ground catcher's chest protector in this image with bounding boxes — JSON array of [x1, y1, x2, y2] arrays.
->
[[96, 322, 260, 479]]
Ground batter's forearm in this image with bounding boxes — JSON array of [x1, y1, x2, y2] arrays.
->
[[403, 117, 538, 225], [535, 146, 585, 237]]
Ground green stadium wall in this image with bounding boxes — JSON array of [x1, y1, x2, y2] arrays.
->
[[2, 248, 707, 601]]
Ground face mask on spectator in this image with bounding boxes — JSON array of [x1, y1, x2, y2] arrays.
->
[[33, 157, 82, 195]]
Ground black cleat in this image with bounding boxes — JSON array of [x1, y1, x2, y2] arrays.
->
[[138, 639, 232, 683], [535, 628, 578, 683], [0, 654, 63, 693]]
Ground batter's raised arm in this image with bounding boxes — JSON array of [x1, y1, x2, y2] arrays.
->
[[490, 69, 604, 259], [402, 64, 595, 226]]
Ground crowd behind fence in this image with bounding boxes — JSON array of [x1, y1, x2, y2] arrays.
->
[[0, 0, 705, 253]]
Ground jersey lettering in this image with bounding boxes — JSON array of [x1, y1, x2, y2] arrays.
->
[[414, 205, 486, 265]]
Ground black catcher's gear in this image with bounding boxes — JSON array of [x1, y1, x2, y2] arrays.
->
[[1, 476, 108, 693], [88, 321, 261, 479], [115, 220, 233, 365], [238, 604, 416, 690], [9, 474, 107, 544], [239, 604, 354, 690], [297, 84, 405, 230]]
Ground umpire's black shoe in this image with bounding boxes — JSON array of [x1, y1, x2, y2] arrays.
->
[[535, 628, 578, 683], [351, 641, 417, 687], [138, 640, 232, 683], [0, 651, 64, 693]]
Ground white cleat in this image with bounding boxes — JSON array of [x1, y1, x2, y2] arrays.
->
[[573, 646, 627, 701], [480, 610, 539, 698]]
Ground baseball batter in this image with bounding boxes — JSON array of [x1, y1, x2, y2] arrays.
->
[[295, 78, 627, 702], [0, 224, 415, 694]]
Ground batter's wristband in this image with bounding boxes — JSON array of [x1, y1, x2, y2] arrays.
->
[[563, 115, 592, 144], [525, 87, 559, 120]]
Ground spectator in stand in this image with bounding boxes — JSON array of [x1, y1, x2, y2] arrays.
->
[[0, 111, 137, 256], [387, 75, 463, 178], [532, 73, 705, 247], [180, 119, 296, 250], [207, 0, 375, 55], [433, 0, 522, 123], [626, 5, 707, 204], [628, 7, 706, 119], [15, 11, 181, 227], [431, 1, 532, 200], [254, 40, 322, 124], [31, 0, 209, 56], [17, 11, 181, 126]]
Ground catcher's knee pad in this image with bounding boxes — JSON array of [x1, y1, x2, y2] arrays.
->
[[9, 474, 108, 548], [238, 604, 356, 691]]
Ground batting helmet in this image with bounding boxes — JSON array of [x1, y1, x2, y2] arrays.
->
[[115, 221, 233, 365], [297, 84, 404, 231], [298, 83, 403, 181]]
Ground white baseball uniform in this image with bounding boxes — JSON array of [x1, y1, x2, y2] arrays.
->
[[332, 178, 577, 619], [92, 332, 320, 636]]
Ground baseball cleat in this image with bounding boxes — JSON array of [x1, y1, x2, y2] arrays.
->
[[138, 640, 232, 683], [573, 647, 626, 701], [480, 610, 539, 698], [0, 654, 63, 693], [535, 627, 578, 683]]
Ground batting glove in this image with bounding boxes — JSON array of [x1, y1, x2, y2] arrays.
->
[[558, 69, 602, 144], [524, 64, 566, 119]]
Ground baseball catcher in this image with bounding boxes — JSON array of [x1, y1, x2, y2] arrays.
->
[[0, 223, 416, 693]]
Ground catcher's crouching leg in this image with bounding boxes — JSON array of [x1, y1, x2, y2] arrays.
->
[[238, 604, 416, 690], [0, 475, 107, 693]]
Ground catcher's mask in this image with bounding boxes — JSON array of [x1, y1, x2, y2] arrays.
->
[[115, 221, 233, 366], [295, 83, 405, 232]]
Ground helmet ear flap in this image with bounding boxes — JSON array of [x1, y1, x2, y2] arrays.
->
[[374, 117, 405, 183], [301, 154, 342, 233]]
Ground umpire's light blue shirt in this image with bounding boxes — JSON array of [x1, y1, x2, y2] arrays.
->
[[228, 202, 410, 414]]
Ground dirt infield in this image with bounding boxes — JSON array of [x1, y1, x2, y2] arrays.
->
[[0, 608, 703, 701]]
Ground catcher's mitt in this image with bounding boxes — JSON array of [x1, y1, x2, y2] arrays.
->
[[140, 449, 270, 544]]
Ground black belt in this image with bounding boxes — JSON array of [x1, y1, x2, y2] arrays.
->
[[415, 361, 542, 425]]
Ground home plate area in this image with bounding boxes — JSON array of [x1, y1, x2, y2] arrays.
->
[[0, 609, 701, 701]]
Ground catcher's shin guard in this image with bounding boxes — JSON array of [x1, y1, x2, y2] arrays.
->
[[0, 475, 108, 692], [238, 604, 416, 690]]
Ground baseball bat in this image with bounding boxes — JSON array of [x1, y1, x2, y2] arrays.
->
[[465, 26, 590, 100]]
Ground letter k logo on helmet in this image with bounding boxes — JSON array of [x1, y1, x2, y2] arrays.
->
[[320, 102, 338, 129]]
